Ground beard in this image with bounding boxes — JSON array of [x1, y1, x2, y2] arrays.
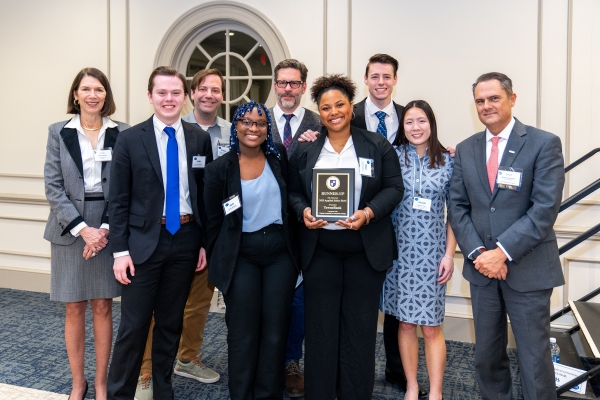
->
[[276, 92, 301, 111]]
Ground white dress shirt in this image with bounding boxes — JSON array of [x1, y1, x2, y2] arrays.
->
[[314, 136, 362, 230], [365, 97, 399, 144], [153, 115, 193, 216], [66, 114, 116, 236], [468, 117, 516, 261], [273, 104, 306, 137]]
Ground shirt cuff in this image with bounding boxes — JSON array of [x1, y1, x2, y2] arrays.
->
[[100, 223, 109, 231], [113, 251, 130, 258], [496, 242, 512, 261], [70, 222, 88, 237], [467, 247, 485, 260]]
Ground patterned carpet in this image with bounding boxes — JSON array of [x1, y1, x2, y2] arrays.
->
[[0, 288, 525, 399]]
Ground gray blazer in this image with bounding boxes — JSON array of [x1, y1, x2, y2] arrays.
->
[[269, 107, 322, 158], [448, 118, 565, 292], [43, 119, 130, 245]]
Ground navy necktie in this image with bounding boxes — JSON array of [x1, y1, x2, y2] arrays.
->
[[164, 126, 180, 235], [283, 114, 294, 150], [375, 111, 387, 138]]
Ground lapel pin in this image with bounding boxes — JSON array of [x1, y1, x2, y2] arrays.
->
[[509, 150, 515, 154]]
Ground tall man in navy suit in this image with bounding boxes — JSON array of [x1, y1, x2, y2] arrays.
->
[[449, 72, 564, 400], [107, 66, 213, 400]]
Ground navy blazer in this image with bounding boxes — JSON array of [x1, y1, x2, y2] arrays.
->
[[351, 98, 404, 132], [108, 116, 213, 264], [288, 126, 404, 272], [204, 143, 299, 294]]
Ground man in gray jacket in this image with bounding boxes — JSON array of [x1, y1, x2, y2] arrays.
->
[[449, 72, 565, 400], [269, 58, 321, 398]]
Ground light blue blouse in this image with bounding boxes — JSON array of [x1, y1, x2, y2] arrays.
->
[[241, 161, 283, 232]]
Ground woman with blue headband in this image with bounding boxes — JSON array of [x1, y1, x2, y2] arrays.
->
[[204, 101, 298, 399]]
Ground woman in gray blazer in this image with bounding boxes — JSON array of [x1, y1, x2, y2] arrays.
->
[[43, 68, 129, 400]]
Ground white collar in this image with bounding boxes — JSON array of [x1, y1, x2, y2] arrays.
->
[[365, 96, 394, 117], [273, 104, 305, 122], [485, 117, 515, 142], [65, 114, 117, 130], [153, 114, 182, 134]]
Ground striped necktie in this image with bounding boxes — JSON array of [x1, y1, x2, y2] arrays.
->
[[283, 114, 294, 150], [375, 111, 387, 138]]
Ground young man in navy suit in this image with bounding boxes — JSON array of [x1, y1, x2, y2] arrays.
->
[[107, 66, 213, 400]]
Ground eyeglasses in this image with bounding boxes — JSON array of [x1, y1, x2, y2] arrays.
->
[[237, 118, 268, 129], [275, 80, 303, 89]]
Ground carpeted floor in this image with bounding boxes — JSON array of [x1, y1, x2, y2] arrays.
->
[[0, 288, 525, 399]]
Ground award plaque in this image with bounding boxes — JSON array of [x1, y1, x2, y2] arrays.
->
[[312, 168, 355, 222]]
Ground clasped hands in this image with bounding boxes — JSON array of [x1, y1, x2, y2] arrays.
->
[[81, 227, 109, 260], [473, 247, 508, 280]]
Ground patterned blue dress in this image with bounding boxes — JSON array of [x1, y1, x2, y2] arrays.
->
[[380, 144, 454, 326]]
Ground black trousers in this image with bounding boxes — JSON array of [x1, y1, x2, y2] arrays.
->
[[107, 222, 201, 400], [304, 229, 387, 400], [224, 225, 297, 400], [383, 313, 404, 375]]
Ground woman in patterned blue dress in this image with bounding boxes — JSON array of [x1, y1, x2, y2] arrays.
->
[[380, 100, 456, 400]]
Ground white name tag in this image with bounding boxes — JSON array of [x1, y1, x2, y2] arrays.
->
[[554, 362, 587, 394], [217, 143, 230, 158], [222, 194, 241, 215], [497, 167, 523, 191], [359, 157, 374, 177], [93, 149, 112, 162], [192, 156, 206, 169], [412, 196, 432, 212]]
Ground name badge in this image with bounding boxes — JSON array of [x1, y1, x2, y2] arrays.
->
[[497, 167, 523, 192], [222, 193, 241, 215], [192, 155, 206, 169], [359, 157, 374, 177], [217, 142, 230, 158], [412, 196, 432, 212], [93, 148, 112, 162]]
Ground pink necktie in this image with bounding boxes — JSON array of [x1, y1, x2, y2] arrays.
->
[[487, 137, 500, 192]]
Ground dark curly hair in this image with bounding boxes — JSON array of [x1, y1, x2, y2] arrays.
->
[[310, 74, 357, 105], [230, 101, 281, 160]]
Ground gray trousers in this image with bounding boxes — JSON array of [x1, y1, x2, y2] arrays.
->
[[470, 280, 556, 400]]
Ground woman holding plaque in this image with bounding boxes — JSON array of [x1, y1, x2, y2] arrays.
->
[[204, 101, 298, 399], [379, 100, 456, 400], [288, 74, 404, 400]]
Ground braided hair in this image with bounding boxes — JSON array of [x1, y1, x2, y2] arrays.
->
[[229, 100, 281, 160]]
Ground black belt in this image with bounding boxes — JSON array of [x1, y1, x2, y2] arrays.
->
[[84, 195, 105, 201]]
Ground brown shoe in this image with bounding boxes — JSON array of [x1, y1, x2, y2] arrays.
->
[[285, 360, 305, 397]]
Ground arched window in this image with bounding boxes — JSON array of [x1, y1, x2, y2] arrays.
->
[[155, 2, 290, 121]]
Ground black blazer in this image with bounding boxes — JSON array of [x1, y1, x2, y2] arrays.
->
[[288, 126, 404, 271], [351, 98, 405, 131], [108, 116, 213, 264], [204, 143, 298, 294]]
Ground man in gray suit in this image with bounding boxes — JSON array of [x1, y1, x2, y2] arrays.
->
[[269, 58, 321, 398], [449, 72, 565, 400]]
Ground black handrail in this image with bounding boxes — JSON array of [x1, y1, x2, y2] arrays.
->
[[560, 179, 600, 213], [558, 222, 600, 255], [550, 286, 600, 322], [556, 364, 600, 396], [565, 148, 600, 173]]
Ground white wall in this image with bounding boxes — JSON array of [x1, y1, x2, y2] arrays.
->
[[1, 0, 600, 342]]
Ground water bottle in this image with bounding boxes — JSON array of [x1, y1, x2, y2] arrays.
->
[[550, 337, 560, 363]]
